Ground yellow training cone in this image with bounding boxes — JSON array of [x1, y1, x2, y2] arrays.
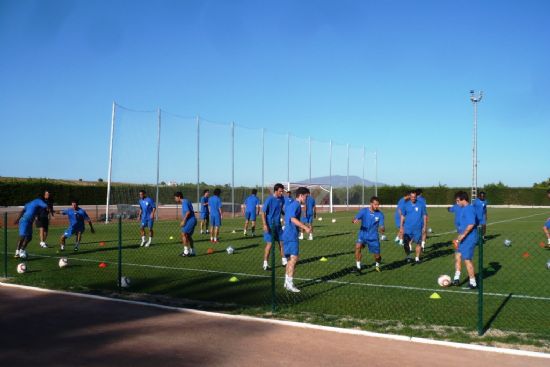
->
[[229, 276, 239, 282], [320, 257, 328, 262], [430, 292, 441, 299]]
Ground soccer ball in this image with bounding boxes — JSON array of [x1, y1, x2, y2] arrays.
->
[[380, 234, 388, 241], [318, 217, 323, 221], [504, 239, 512, 247], [183, 248, 190, 256], [437, 274, 451, 287], [58, 257, 68, 268], [16, 263, 27, 274], [120, 276, 131, 288], [331, 219, 336, 223], [226, 246, 234, 255], [428, 228, 433, 234]]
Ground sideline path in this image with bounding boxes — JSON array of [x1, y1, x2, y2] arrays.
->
[[0, 285, 547, 367]]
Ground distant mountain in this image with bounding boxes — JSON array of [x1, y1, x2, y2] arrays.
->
[[295, 175, 385, 188]]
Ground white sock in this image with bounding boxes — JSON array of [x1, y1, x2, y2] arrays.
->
[[356, 261, 361, 269], [184, 246, 189, 252], [15, 249, 20, 255], [395, 236, 399, 242], [415, 256, 419, 261], [454, 271, 461, 280], [287, 276, 293, 285], [421, 241, 426, 246], [210, 237, 214, 241], [375, 262, 380, 267], [399, 239, 404, 245], [281, 257, 287, 265], [263, 260, 268, 266], [141, 236, 145, 241], [470, 277, 477, 286]]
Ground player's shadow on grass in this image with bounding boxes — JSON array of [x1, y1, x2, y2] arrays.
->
[[483, 234, 500, 241], [481, 261, 501, 280], [69, 243, 143, 255], [297, 250, 355, 265], [482, 293, 512, 335], [195, 243, 259, 257], [299, 267, 356, 288], [314, 231, 352, 239]]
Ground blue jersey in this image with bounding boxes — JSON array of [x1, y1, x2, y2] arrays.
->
[[394, 197, 407, 222], [262, 195, 283, 226], [282, 200, 301, 242], [472, 198, 487, 221], [209, 195, 222, 217], [448, 204, 462, 230], [244, 195, 260, 213], [284, 196, 295, 211], [21, 198, 48, 222], [402, 200, 427, 232], [181, 198, 195, 218], [545, 219, 550, 229], [417, 196, 426, 206], [200, 196, 209, 214], [139, 197, 156, 220], [355, 208, 385, 241], [62, 208, 90, 228], [305, 196, 316, 216], [458, 205, 478, 243]]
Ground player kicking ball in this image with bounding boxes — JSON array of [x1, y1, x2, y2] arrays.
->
[[174, 192, 197, 257], [138, 190, 157, 247], [282, 186, 311, 293], [59, 199, 95, 251], [352, 196, 385, 274], [452, 191, 479, 289], [14, 195, 48, 259]]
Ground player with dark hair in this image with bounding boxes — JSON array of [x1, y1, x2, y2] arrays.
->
[[199, 189, 210, 234], [353, 196, 385, 274], [14, 195, 48, 259], [59, 199, 95, 252], [299, 193, 316, 241], [242, 189, 260, 237], [452, 191, 479, 289], [399, 190, 427, 265], [137, 190, 157, 247], [282, 186, 311, 292], [174, 192, 197, 257], [209, 188, 223, 243], [394, 192, 410, 244], [261, 183, 287, 270], [473, 191, 488, 240], [35, 190, 54, 248]]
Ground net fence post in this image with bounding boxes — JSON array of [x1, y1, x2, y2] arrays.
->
[[477, 231, 484, 335], [155, 107, 161, 220], [118, 216, 122, 290], [3, 212, 7, 278], [105, 101, 116, 223]]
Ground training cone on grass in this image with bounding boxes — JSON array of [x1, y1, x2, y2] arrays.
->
[[540, 242, 546, 249], [430, 292, 441, 299], [207, 248, 214, 254], [98, 262, 107, 268], [169, 236, 174, 240], [99, 241, 105, 247], [229, 276, 239, 283], [319, 257, 328, 262], [522, 252, 530, 259]]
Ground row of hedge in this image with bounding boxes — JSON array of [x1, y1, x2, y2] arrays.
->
[[1, 180, 549, 206]]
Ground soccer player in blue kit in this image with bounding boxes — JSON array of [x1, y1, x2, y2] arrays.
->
[[209, 188, 223, 243], [352, 196, 385, 274], [282, 186, 312, 292], [473, 191, 488, 240], [242, 189, 260, 237], [199, 189, 210, 235], [543, 218, 550, 247], [174, 191, 197, 257], [394, 192, 409, 244], [14, 195, 48, 259], [138, 190, 157, 247], [59, 199, 95, 251], [261, 183, 287, 270], [399, 190, 427, 265], [299, 194, 316, 241], [415, 188, 429, 250], [452, 191, 479, 289]]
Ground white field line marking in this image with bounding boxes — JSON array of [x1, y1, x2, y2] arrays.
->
[[431, 211, 550, 237], [24, 253, 550, 302], [0, 282, 549, 359]]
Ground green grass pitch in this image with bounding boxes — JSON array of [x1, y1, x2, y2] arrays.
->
[[2, 207, 550, 345]]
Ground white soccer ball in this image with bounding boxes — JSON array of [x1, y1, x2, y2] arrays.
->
[[58, 257, 68, 268], [380, 234, 388, 241], [428, 228, 433, 234], [437, 274, 451, 287], [183, 248, 190, 256], [17, 263, 27, 274], [120, 276, 131, 288], [504, 239, 512, 247], [226, 246, 234, 255], [331, 218, 336, 223], [318, 217, 323, 221]]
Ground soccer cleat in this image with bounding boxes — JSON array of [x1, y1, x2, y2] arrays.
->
[[406, 257, 412, 264], [468, 283, 477, 290], [263, 262, 270, 271], [145, 239, 152, 247], [180, 251, 189, 257], [60, 245, 65, 251], [140, 239, 146, 247], [375, 265, 381, 272], [281, 257, 288, 266], [412, 259, 421, 266], [452, 279, 460, 286], [19, 250, 27, 259], [298, 233, 304, 240], [284, 283, 300, 293], [40, 242, 48, 248], [243, 230, 247, 237], [74, 245, 79, 252]]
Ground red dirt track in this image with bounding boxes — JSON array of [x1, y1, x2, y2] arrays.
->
[[0, 285, 547, 367]]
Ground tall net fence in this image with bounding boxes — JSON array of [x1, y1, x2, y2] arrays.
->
[[2, 206, 550, 348]]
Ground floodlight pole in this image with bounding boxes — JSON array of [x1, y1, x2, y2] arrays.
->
[[470, 90, 483, 200], [105, 101, 116, 223], [155, 108, 161, 220]]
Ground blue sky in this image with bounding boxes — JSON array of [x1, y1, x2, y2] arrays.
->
[[1, 0, 548, 187]]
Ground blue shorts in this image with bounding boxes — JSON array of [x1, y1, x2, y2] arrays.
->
[[18, 218, 33, 240], [301, 215, 313, 224], [210, 215, 221, 227], [264, 225, 283, 243], [182, 218, 197, 236], [458, 239, 476, 260], [284, 241, 299, 256], [245, 211, 257, 221], [64, 226, 84, 238], [404, 230, 422, 244], [200, 212, 209, 220], [141, 218, 154, 229], [356, 236, 381, 255]]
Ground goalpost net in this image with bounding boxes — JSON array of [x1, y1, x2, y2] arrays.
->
[[284, 182, 333, 213]]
